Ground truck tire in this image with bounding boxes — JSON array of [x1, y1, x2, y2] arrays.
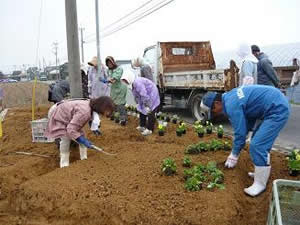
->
[[190, 93, 208, 121]]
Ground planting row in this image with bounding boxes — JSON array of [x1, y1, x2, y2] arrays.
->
[[161, 158, 225, 191], [185, 139, 232, 154]]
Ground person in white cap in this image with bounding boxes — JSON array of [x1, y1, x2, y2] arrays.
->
[[131, 57, 154, 82], [236, 43, 258, 86]]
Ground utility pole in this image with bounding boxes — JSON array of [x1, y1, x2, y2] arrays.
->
[[52, 41, 59, 79], [79, 27, 85, 63], [95, 0, 101, 77], [65, 0, 82, 98]]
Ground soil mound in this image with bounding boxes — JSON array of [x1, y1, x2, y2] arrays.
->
[[0, 106, 297, 225]]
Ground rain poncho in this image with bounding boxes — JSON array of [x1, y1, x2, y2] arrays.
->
[[88, 66, 110, 98], [222, 85, 289, 166], [121, 72, 160, 115], [108, 66, 127, 105], [237, 44, 258, 86], [50, 80, 70, 103]]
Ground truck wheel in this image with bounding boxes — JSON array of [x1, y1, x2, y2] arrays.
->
[[191, 93, 208, 121]]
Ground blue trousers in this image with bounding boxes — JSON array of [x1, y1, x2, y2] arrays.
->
[[249, 109, 289, 166]]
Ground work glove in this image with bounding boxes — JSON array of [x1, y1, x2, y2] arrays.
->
[[224, 152, 239, 168], [76, 135, 92, 148], [99, 78, 108, 83]]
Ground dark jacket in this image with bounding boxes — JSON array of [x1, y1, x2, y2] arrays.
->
[[49, 80, 70, 103], [257, 53, 279, 87]]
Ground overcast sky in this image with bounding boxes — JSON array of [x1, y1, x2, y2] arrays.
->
[[0, 0, 299, 73]]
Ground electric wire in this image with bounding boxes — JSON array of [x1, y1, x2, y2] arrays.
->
[[85, 0, 174, 43], [84, 0, 155, 40]]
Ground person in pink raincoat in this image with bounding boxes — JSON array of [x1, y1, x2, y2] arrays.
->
[[45, 96, 115, 168]]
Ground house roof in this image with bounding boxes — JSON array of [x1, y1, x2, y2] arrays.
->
[[213, 42, 300, 69]]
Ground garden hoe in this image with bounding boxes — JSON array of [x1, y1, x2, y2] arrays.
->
[[90, 144, 117, 156]]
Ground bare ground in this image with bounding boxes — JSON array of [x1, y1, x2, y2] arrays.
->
[[0, 104, 298, 225]]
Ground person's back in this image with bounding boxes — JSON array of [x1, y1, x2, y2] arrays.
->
[[51, 80, 70, 103], [251, 45, 279, 87]]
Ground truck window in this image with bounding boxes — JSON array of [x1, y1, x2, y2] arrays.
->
[[143, 47, 156, 65], [172, 47, 193, 56]]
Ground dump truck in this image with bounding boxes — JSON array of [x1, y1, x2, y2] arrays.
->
[[142, 41, 239, 121]]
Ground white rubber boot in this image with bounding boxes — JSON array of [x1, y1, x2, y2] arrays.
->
[[244, 166, 271, 197], [79, 144, 87, 160], [60, 137, 71, 168]]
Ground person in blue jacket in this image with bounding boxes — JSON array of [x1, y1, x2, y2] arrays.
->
[[201, 85, 290, 197]]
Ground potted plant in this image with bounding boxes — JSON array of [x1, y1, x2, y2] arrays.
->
[[171, 115, 179, 124], [287, 149, 300, 176], [110, 112, 115, 121], [183, 156, 192, 167], [158, 124, 166, 136], [165, 114, 171, 122], [206, 121, 213, 134], [114, 112, 120, 123], [161, 158, 177, 176], [132, 106, 137, 117], [194, 124, 205, 138], [180, 122, 187, 134], [176, 127, 183, 137], [223, 141, 231, 151], [217, 125, 224, 138], [156, 111, 162, 119]]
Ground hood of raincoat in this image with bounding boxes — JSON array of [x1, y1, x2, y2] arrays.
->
[[237, 44, 258, 63], [121, 69, 136, 89], [131, 57, 144, 68]]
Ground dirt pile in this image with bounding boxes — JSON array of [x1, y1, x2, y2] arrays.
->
[[0, 106, 297, 225]]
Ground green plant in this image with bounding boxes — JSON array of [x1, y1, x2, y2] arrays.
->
[[179, 122, 187, 134], [172, 114, 179, 124], [206, 121, 213, 134], [158, 124, 166, 132], [183, 156, 192, 167], [114, 112, 120, 122], [183, 162, 225, 191], [161, 158, 177, 176], [159, 113, 166, 121], [184, 144, 199, 154], [287, 149, 300, 176], [185, 177, 203, 191], [165, 114, 171, 122], [194, 124, 205, 134], [224, 141, 231, 151], [209, 139, 224, 151], [217, 125, 224, 138]]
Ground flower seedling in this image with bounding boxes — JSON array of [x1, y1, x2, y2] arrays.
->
[[209, 139, 224, 151], [217, 125, 224, 138], [161, 158, 177, 176], [194, 124, 205, 138], [165, 114, 171, 122], [156, 111, 162, 119], [172, 115, 179, 124], [184, 177, 203, 191], [179, 122, 187, 134], [206, 121, 213, 134], [224, 141, 231, 151], [183, 156, 192, 167], [158, 124, 166, 136], [114, 112, 120, 123], [287, 149, 300, 176]]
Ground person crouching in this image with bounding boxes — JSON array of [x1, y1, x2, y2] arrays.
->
[[121, 72, 160, 136], [45, 96, 115, 168]]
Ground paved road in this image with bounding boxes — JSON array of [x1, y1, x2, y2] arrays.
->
[[162, 104, 300, 151]]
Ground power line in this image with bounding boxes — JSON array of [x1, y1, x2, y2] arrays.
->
[[85, 0, 174, 43], [102, 0, 174, 38], [84, 0, 155, 40]]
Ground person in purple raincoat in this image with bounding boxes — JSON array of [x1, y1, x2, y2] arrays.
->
[[121, 72, 160, 136]]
